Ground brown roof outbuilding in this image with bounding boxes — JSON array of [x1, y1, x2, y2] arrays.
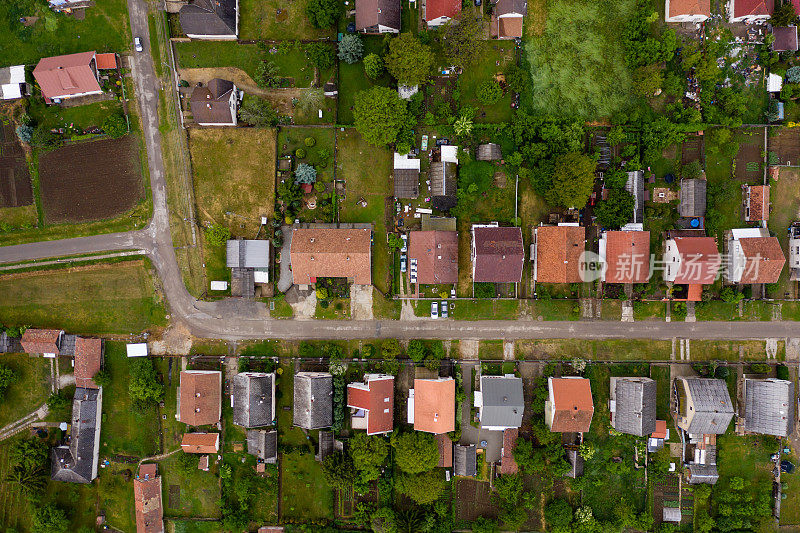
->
[[134, 464, 164, 533], [190, 79, 236, 125], [74, 337, 102, 390], [21, 329, 63, 355]]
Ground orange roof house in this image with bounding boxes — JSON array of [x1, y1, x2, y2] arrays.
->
[[178, 370, 222, 426], [728, 0, 774, 21], [74, 337, 103, 389], [347, 374, 394, 435], [665, 0, 711, 22], [33, 51, 102, 104], [290, 226, 372, 286], [743, 184, 770, 222], [95, 53, 118, 70], [425, 0, 461, 25], [533, 224, 586, 283], [410, 378, 455, 434], [20, 329, 63, 355], [181, 432, 220, 453], [491, 0, 526, 39], [545, 377, 594, 433], [600, 230, 650, 284], [134, 464, 164, 533], [726, 229, 786, 284], [663, 236, 721, 285], [408, 231, 459, 285]]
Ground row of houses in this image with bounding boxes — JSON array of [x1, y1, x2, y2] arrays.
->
[[667, 0, 799, 24]]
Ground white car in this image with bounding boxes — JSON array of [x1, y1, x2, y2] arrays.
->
[[431, 301, 439, 319], [400, 254, 407, 273], [134, 37, 143, 52], [400, 234, 408, 253], [440, 301, 448, 319]]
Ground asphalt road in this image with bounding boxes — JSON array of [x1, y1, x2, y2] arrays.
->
[[2, 4, 800, 342]]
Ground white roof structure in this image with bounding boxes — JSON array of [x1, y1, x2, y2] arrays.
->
[[731, 227, 767, 239], [397, 84, 419, 100], [394, 152, 421, 170], [226, 240, 270, 268], [441, 145, 459, 164], [210, 281, 228, 290], [126, 343, 148, 357], [768, 73, 783, 93], [0, 65, 25, 100]]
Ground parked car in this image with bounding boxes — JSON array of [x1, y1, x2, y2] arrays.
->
[[400, 254, 407, 273], [440, 301, 448, 318], [400, 234, 408, 253], [431, 301, 439, 319], [450, 288, 456, 298], [134, 37, 143, 52], [410, 259, 417, 284]]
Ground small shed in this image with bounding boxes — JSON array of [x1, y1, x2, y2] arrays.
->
[[565, 449, 584, 478], [454, 444, 477, 477], [476, 143, 502, 161], [126, 343, 148, 357], [430, 161, 458, 210], [393, 152, 421, 199], [679, 178, 707, 218], [662, 507, 682, 523]]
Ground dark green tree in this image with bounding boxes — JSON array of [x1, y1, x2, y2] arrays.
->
[[396, 470, 445, 505], [353, 87, 407, 147], [594, 189, 634, 230], [321, 451, 356, 489], [390, 431, 439, 474], [338, 34, 364, 64], [436, 13, 487, 67], [370, 506, 397, 533], [0, 364, 16, 399], [306, 42, 335, 71], [350, 432, 389, 481], [772, 2, 798, 26], [547, 152, 596, 208], [32, 503, 69, 533], [545, 498, 573, 529], [128, 358, 164, 409], [363, 53, 384, 79], [306, 0, 341, 28], [385, 33, 434, 86]]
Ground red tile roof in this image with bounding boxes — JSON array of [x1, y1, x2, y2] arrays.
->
[[738, 236, 786, 283], [290, 228, 372, 285], [20, 328, 62, 355], [408, 231, 458, 285], [472, 226, 524, 283], [549, 378, 594, 433], [179, 371, 222, 426], [603, 231, 650, 284], [95, 53, 117, 70], [436, 433, 453, 467], [134, 464, 163, 533], [347, 375, 394, 435], [652, 420, 668, 439], [671, 237, 721, 285], [414, 378, 455, 434], [74, 337, 102, 389], [500, 428, 519, 474], [33, 51, 102, 102], [745, 185, 770, 222], [181, 433, 220, 453], [534, 225, 585, 283], [668, 0, 711, 17], [733, 0, 774, 18], [425, 0, 461, 21]]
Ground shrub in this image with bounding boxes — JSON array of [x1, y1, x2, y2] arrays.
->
[[102, 113, 127, 138], [338, 34, 364, 64], [304, 136, 316, 147], [363, 53, 383, 79], [295, 148, 307, 159], [294, 162, 317, 184], [787, 66, 800, 83], [476, 80, 503, 105], [205, 225, 230, 246], [16, 124, 33, 143], [777, 364, 790, 380], [749, 363, 770, 374], [306, 42, 335, 70]]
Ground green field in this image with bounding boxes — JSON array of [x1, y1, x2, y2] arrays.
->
[[281, 450, 334, 520], [0, 353, 50, 428], [238, 0, 335, 40], [456, 40, 516, 123], [0, 259, 167, 334]]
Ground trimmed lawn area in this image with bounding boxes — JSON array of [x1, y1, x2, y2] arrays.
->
[[0, 0, 131, 64], [338, 128, 394, 294], [160, 453, 222, 518], [525, 299, 580, 320], [716, 433, 777, 499], [100, 462, 138, 532], [281, 450, 334, 520], [0, 353, 50, 429], [689, 340, 771, 361], [100, 342, 161, 458], [478, 340, 504, 359], [27, 99, 123, 132], [767, 167, 800, 299], [781, 449, 800, 525], [239, 0, 335, 40], [451, 299, 519, 320], [457, 40, 516, 123], [633, 301, 665, 321], [516, 339, 673, 360], [315, 297, 351, 319], [337, 36, 392, 125], [0, 259, 167, 334]]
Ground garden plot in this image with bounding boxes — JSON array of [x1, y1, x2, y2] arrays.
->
[[455, 478, 498, 522], [733, 131, 763, 182], [38, 136, 144, 223], [0, 124, 32, 208], [238, 0, 335, 40], [768, 127, 800, 165]]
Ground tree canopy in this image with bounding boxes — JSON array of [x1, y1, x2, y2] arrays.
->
[[338, 34, 364, 64], [128, 358, 164, 410], [0, 364, 16, 399], [353, 87, 407, 147], [306, 42, 335, 71], [436, 14, 487, 68], [390, 431, 439, 474], [385, 33, 434, 86], [396, 470, 445, 505], [594, 188, 634, 230], [350, 432, 389, 481], [547, 152, 597, 208], [363, 53, 383, 79], [238, 96, 281, 127], [294, 163, 317, 184], [306, 0, 340, 28], [321, 451, 356, 489], [32, 504, 69, 533]]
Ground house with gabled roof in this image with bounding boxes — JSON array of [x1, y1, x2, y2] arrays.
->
[[663, 236, 721, 300], [545, 377, 594, 433], [33, 51, 102, 104], [51, 387, 102, 484], [424, 0, 461, 26], [598, 230, 650, 284], [355, 0, 400, 33], [491, 0, 526, 38], [678, 178, 707, 218], [179, 0, 238, 39], [134, 464, 164, 533], [181, 432, 220, 453], [177, 370, 222, 427], [532, 223, 585, 284], [743, 184, 770, 222], [347, 374, 394, 435], [408, 230, 459, 285], [74, 337, 103, 390], [724, 228, 785, 284], [665, 0, 711, 21], [233, 372, 275, 428], [610, 377, 657, 437], [190, 79, 238, 126], [409, 377, 455, 434], [472, 224, 525, 283], [294, 372, 333, 430], [21, 328, 64, 356], [454, 444, 477, 476], [727, 0, 774, 22], [290, 226, 373, 286], [475, 375, 524, 431], [675, 377, 734, 435], [393, 152, 420, 199], [247, 429, 278, 463], [742, 378, 795, 437]]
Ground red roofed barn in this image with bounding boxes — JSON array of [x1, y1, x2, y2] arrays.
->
[[20, 329, 63, 356], [728, 0, 774, 22], [33, 51, 102, 104], [74, 337, 103, 389], [347, 374, 394, 435]]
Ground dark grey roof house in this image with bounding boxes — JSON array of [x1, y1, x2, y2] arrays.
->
[[743, 378, 795, 437], [51, 387, 102, 484], [430, 161, 457, 210], [454, 444, 477, 477], [233, 372, 275, 428], [393, 152, 420, 199], [476, 143, 501, 161], [610, 377, 657, 436], [293, 372, 333, 430], [226, 239, 270, 298], [675, 377, 734, 435], [0, 332, 21, 354], [686, 463, 719, 484], [246, 429, 278, 463], [478, 375, 524, 430], [179, 0, 238, 39], [679, 178, 707, 218]]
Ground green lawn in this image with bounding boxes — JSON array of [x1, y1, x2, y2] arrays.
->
[[767, 167, 800, 299], [238, 0, 335, 40], [516, 339, 674, 360], [451, 299, 519, 320], [0, 0, 131, 64], [100, 342, 161, 458], [478, 340, 504, 359], [99, 462, 138, 532], [0, 259, 167, 334], [337, 36, 392, 124], [0, 353, 50, 428], [688, 340, 771, 361], [633, 301, 665, 321], [28, 99, 123, 132], [278, 126, 335, 182], [281, 450, 334, 520], [716, 433, 777, 499], [337, 128, 394, 294], [160, 453, 221, 518], [526, 300, 580, 321], [456, 40, 516, 123], [781, 449, 800, 525]]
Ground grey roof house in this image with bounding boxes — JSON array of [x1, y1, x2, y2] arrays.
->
[[179, 0, 238, 39], [190, 79, 238, 126], [51, 387, 102, 484], [742, 378, 795, 437], [233, 373, 276, 428], [246, 429, 278, 463], [454, 444, 477, 477], [226, 239, 270, 298], [476, 375, 524, 431], [293, 372, 333, 430], [679, 178, 707, 218], [675, 377, 734, 435], [610, 377, 657, 436]]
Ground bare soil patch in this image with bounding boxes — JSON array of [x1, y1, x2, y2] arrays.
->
[[681, 137, 703, 166], [768, 127, 800, 165], [39, 136, 144, 223], [734, 134, 763, 182], [455, 478, 498, 522], [0, 124, 32, 208]]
